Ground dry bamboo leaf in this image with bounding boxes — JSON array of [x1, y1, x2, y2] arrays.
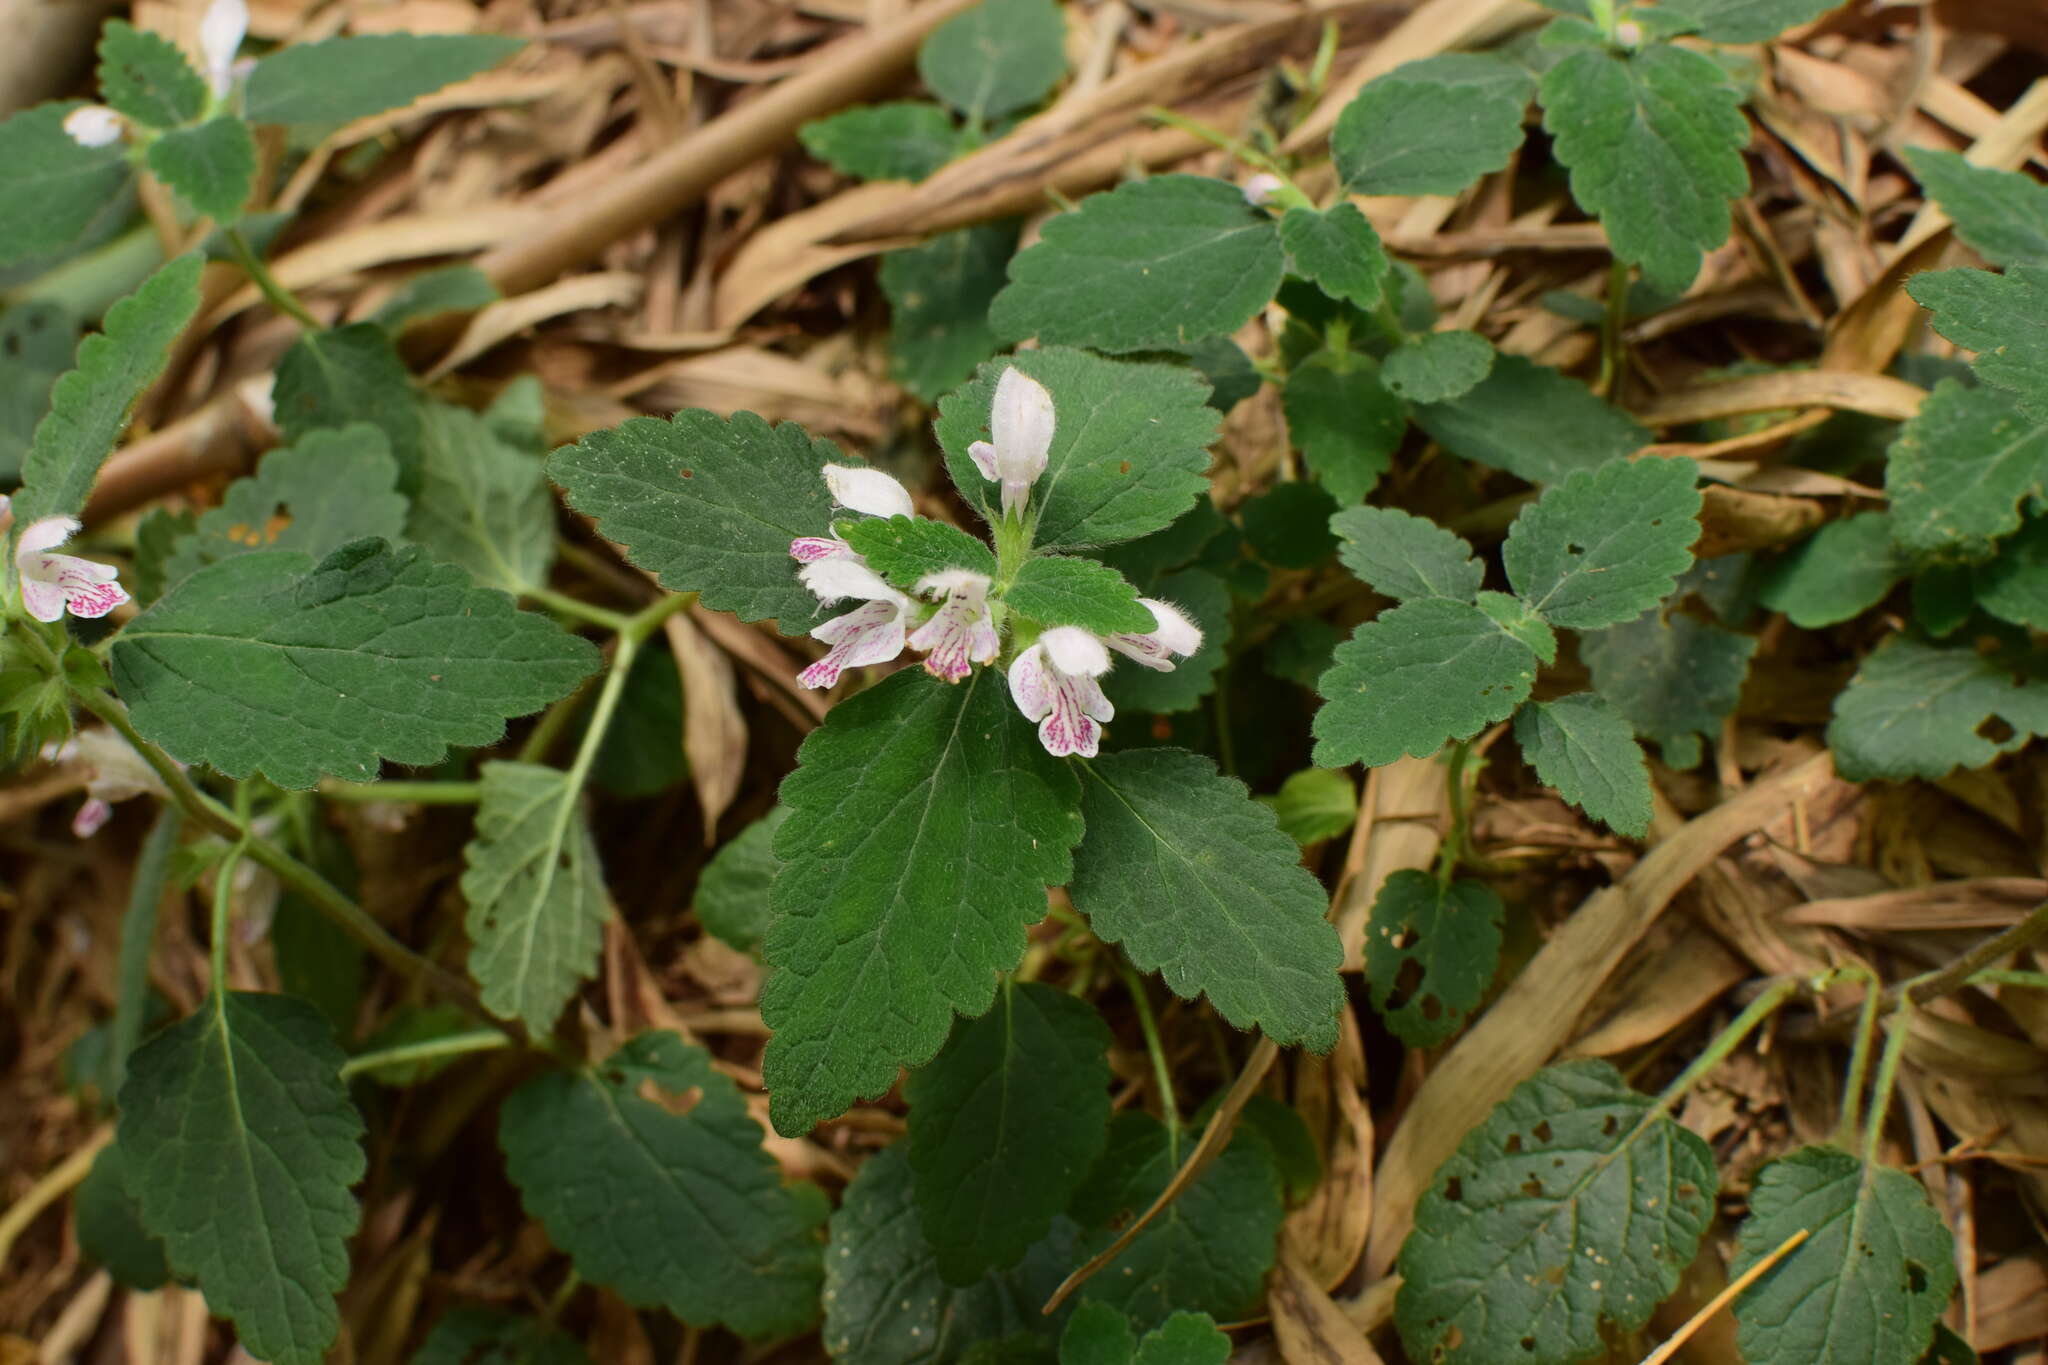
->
[[663, 612, 749, 839], [1695, 485, 1827, 558], [1270, 1251, 1389, 1365], [1974, 1251, 2048, 1352], [1282, 1008, 1373, 1291], [1632, 371, 1927, 428], [425, 271, 643, 379], [1359, 750, 1837, 1279], [1567, 921, 1749, 1058], [1781, 878, 2048, 930], [1331, 759, 1448, 972]]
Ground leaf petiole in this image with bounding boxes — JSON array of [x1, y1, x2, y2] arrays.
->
[[337, 1028, 514, 1081], [223, 227, 321, 332], [1114, 952, 1180, 1155]]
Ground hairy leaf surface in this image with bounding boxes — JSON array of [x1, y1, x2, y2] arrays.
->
[[1364, 869, 1503, 1047], [1503, 456, 1701, 629], [1313, 598, 1539, 768]]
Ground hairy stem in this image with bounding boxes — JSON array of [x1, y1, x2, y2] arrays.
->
[[225, 228, 321, 331], [338, 1028, 514, 1081], [1116, 954, 1180, 1154]]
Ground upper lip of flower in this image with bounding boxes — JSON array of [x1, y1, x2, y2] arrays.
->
[[200, 0, 250, 96], [968, 367, 1055, 518]]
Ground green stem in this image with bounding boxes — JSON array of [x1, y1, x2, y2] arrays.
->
[[1436, 741, 1473, 883], [528, 586, 631, 634], [1831, 965, 1881, 1149], [338, 1028, 514, 1081], [1902, 900, 2048, 1006], [562, 593, 695, 794], [320, 778, 484, 805], [1640, 976, 1801, 1129], [1115, 954, 1180, 1155], [1597, 258, 1631, 398], [1966, 968, 2048, 991], [225, 228, 321, 331], [210, 833, 249, 994], [1862, 1003, 1913, 1168]]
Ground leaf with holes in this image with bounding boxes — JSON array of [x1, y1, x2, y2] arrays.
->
[[461, 761, 609, 1036], [1515, 694, 1652, 838], [917, 0, 1066, 122], [1363, 869, 1502, 1047], [1334, 54, 1534, 197], [1070, 748, 1345, 1051], [97, 22, 207, 128], [1540, 41, 1749, 291], [1504, 456, 1701, 629], [1825, 635, 2048, 781], [15, 254, 201, 526], [500, 1032, 826, 1339], [1330, 505, 1483, 603], [1283, 351, 1405, 505], [117, 993, 365, 1365], [1901, 148, 2048, 269], [905, 981, 1112, 1285], [936, 347, 1218, 551], [551, 409, 847, 634], [110, 540, 600, 789], [1005, 556, 1155, 634], [1731, 1146, 1958, 1365], [990, 177, 1285, 353], [801, 102, 964, 182], [882, 222, 1020, 402], [763, 668, 1083, 1135], [1313, 598, 1540, 769], [1411, 354, 1648, 485], [1906, 271, 2048, 424], [243, 34, 523, 126], [1395, 1059, 1717, 1365], [824, 1145, 1077, 1361], [1758, 513, 1907, 627]]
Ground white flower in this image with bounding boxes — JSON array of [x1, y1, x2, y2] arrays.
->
[[1008, 626, 1114, 758], [200, 0, 249, 96], [63, 105, 125, 148], [908, 570, 998, 683], [797, 558, 910, 690], [42, 728, 174, 838], [13, 513, 130, 623], [1241, 173, 1285, 207], [1614, 18, 1643, 46], [789, 463, 915, 565], [968, 367, 1054, 519], [1105, 597, 1203, 671]]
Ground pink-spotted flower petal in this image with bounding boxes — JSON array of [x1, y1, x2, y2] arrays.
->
[[1007, 628, 1114, 758], [1105, 597, 1203, 671], [15, 517, 130, 623], [798, 595, 910, 690], [908, 570, 998, 683], [789, 535, 850, 565], [968, 367, 1055, 518]]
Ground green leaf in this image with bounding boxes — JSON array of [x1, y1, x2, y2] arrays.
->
[[1312, 598, 1539, 768], [1330, 505, 1483, 602], [243, 34, 524, 127], [275, 323, 425, 492], [843, 514, 999, 590], [1504, 456, 1701, 629], [412, 1306, 591, 1365], [1731, 1146, 1958, 1365], [14, 254, 202, 526], [461, 761, 609, 1035], [1071, 748, 1344, 1050], [1581, 607, 1756, 766], [1242, 482, 1340, 568], [111, 540, 600, 789], [1102, 568, 1229, 715], [1382, 330, 1495, 404], [97, 22, 208, 128], [590, 644, 684, 798], [1259, 767, 1357, 845], [936, 347, 1218, 550], [990, 177, 1285, 353], [1364, 869, 1503, 1047], [1396, 1059, 1717, 1365], [1539, 41, 1748, 291], [1825, 635, 2048, 781], [1757, 514, 1906, 627], [1005, 555, 1154, 633], [1279, 203, 1389, 312], [695, 806, 787, 954], [1971, 517, 2048, 628], [883, 223, 1020, 402], [0, 302, 80, 484], [1283, 352, 1404, 504], [146, 116, 256, 221], [1411, 354, 1648, 484], [117, 992, 365, 1365], [906, 981, 1112, 1284], [1514, 694, 1652, 837], [1657, 0, 1854, 42], [162, 424, 408, 586], [407, 393, 556, 595], [370, 263, 501, 333], [1068, 1111, 1284, 1328], [1061, 1306, 1231, 1365], [1334, 54, 1534, 197], [917, 0, 1066, 122], [500, 1032, 826, 1339], [802, 102, 964, 182], [551, 409, 846, 634], [1901, 148, 2048, 269], [824, 1145, 1076, 1363], [75, 1143, 171, 1291], [1885, 380, 2048, 560], [0, 104, 133, 267], [763, 668, 1083, 1135], [1906, 267, 2048, 423]]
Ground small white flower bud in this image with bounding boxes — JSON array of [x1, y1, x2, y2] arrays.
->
[[63, 105, 124, 148]]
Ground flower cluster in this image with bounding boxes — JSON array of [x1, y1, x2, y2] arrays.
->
[[2, 497, 132, 624], [65, 0, 247, 147], [784, 367, 1201, 758]]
